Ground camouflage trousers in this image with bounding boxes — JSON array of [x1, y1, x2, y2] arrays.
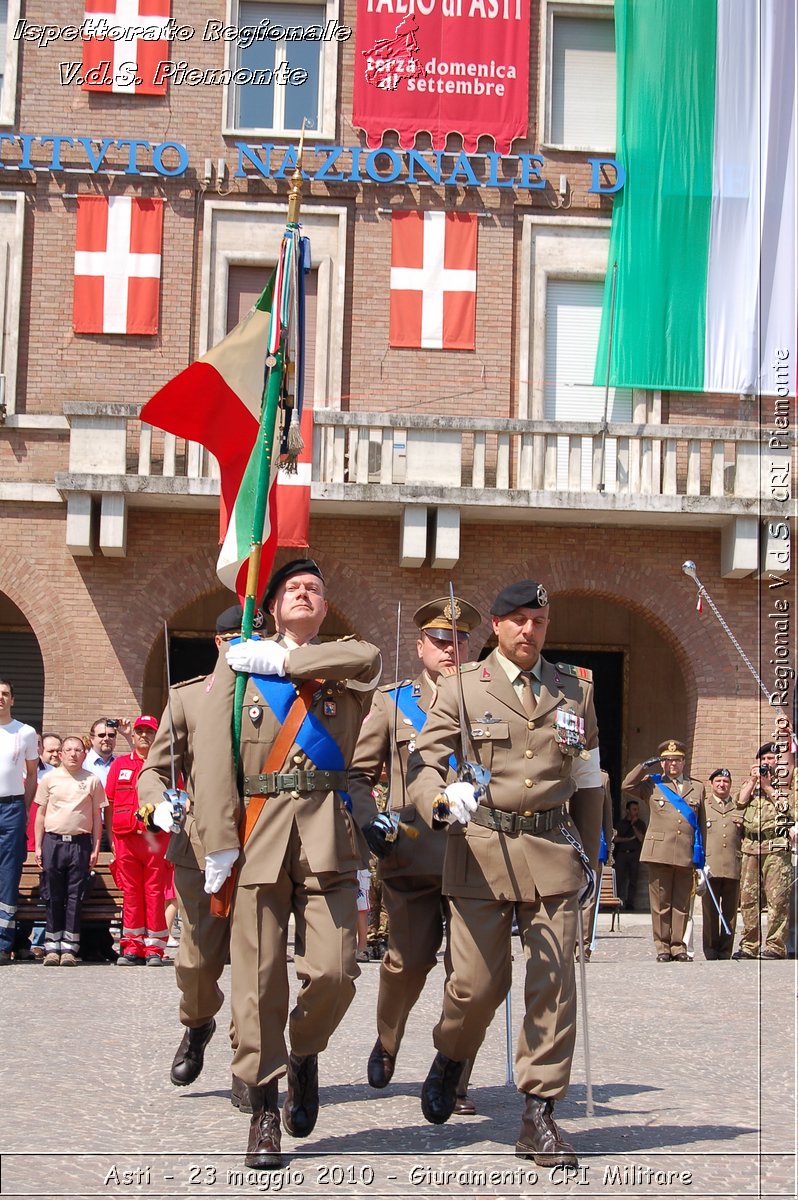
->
[[738, 851, 792, 956]]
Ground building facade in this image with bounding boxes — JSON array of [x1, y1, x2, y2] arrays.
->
[[0, 0, 794, 819]]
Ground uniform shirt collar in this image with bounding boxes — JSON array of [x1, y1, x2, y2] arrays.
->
[[495, 649, 543, 686]]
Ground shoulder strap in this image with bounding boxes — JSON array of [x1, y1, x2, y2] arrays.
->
[[210, 678, 321, 919]]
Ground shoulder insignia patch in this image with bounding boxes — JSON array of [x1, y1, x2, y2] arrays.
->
[[556, 662, 593, 682]]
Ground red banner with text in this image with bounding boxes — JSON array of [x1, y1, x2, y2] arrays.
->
[[352, 0, 530, 154]]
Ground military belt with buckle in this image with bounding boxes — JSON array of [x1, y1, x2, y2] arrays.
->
[[471, 804, 567, 835], [243, 770, 350, 796]]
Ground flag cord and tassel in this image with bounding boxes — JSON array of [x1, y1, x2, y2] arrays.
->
[[681, 560, 771, 702]]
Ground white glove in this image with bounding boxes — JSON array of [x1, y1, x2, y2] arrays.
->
[[695, 866, 711, 896], [226, 639, 287, 677], [153, 800, 176, 833], [441, 781, 479, 826], [578, 867, 598, 911], [203, 848, 239, 895]]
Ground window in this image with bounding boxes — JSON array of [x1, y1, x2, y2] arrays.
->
[[225, 0, 339, 138], [0, 1, 21, 126], [543, 278, 631, 488], [0, 192, 24, 414], [540, 1, 616, 150]]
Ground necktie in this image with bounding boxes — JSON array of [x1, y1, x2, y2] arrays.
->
[[520, 672, 536, 717]]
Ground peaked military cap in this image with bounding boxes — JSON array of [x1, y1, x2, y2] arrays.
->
[[264, 559, 325, 607], [709, 768, 731, 781], [491, 580, 549, 616], [413, 596, 481, 640], [216, 604, 264, 635], [658, 739, 686, 758]]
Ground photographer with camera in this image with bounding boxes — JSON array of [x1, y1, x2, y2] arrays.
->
[[733, 742, 796, 960]]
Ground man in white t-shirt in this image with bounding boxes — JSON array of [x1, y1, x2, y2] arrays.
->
[[0, 679, 39, 963]]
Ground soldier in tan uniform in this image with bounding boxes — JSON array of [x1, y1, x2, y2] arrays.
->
[[734, 742, 797, 959], [623, 739, 706, 962], [349, 595, 481, 1112], [192, 560, 381, 1171], [137, 605, 264, 1109], [407, 580, 604, 1167], [701, 768, 743, 960]]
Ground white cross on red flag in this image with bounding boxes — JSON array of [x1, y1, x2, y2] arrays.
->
[[83, 0, 172, 95], [389, 211, 477, 350], [73, 196, 164, 335]]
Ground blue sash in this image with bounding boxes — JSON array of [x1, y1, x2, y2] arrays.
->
[[252, 672, 352, 811], [651, 774, 705, 868], [598, 826, 609, 865], [387, 684, 458, 772]]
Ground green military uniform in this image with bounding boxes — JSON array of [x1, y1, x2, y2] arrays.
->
[[701, 777, 743, 959], [737, 775, 796, 958]]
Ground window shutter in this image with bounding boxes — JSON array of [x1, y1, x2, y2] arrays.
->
[[550, 15, 616, 148], [0, 632, 44, 731], [544, 278, 631, 489]]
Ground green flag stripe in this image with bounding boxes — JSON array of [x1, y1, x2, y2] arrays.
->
[[596, 0, 717, 391]]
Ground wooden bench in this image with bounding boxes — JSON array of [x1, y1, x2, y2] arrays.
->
[[598, 866, 623, 931], [17, 852, 123, 924]]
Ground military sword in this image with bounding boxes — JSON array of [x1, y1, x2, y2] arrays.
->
[[432, 584, 490, 822], [575, 907, 595, 1117], [699, 867, 732, 937], [386, 602, 418, 844]]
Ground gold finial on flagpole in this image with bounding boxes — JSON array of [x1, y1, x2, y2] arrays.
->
[[287, 119, 308, 225]]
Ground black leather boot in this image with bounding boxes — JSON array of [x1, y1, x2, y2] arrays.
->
[[367, 1037, 396, 1089], [169, 1019, 216, 1086], [420, 1052, 465, 1125], [245, 1081, 281, 1170], [453, 1059, 476, 1115], [282, 1053, 319, 1137], [515, 1095, 578, 1166]]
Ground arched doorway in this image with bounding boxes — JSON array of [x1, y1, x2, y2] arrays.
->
[[474, 593, 690, 822], [0, 593, 45, 730]]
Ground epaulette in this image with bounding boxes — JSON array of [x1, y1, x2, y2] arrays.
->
[[172, 674, 207, 689], [460, 661, 481, 674], [379, 678, 412, 693], [556, 662, 593, 682]]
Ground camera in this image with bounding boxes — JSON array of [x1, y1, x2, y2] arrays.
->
[[105, 718, 120, 729], [758, 764, 771, 776]]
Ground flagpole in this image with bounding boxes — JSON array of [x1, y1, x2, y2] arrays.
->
[[233, 131, 307, 751], [597, 261, 618, 494]]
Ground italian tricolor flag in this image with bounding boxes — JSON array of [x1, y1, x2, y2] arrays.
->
[[141, 273, 304, 600], [595, 0, 796, 396]]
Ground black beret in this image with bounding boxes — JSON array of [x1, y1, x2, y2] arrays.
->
[[264, 558, 325, 608], [491, 580, 549, 617], [216, 604, 264, 635], [709, 768, 731, 781], [756, 742, 779, 759]]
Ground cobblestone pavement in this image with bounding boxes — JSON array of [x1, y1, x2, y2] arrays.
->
[[2, 914, 796, 1200]]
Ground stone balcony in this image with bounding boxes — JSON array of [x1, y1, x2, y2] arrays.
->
[[54, 403, 793, 577]]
